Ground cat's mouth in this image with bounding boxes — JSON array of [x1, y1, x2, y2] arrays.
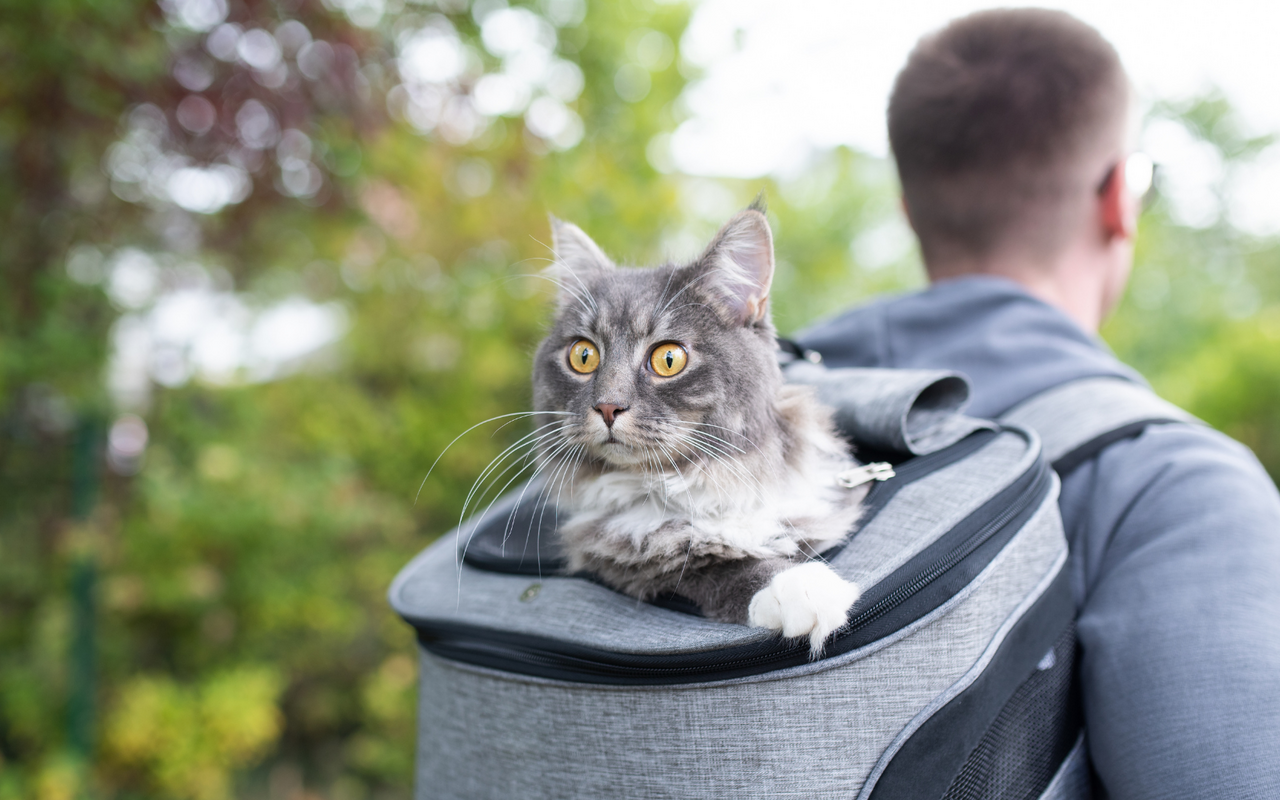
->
[[591, 431, 648, 466], [599, 431, 630, 453]]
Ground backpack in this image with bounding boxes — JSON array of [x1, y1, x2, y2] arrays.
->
[[389, 357, 1193, 800]]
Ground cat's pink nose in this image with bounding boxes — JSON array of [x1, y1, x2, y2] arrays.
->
[[595, 403, 626, 427]]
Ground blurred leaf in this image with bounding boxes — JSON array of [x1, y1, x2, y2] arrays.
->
[[3, 3, 1279, 799]]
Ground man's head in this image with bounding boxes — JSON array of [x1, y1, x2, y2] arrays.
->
[[888, 9, 1137, 329]]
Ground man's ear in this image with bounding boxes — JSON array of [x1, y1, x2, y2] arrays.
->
[[550, 216, 614, 274], [900, 194, 917, 233], [1100, 162, 1138, 242], [689, 209, 775, 326]]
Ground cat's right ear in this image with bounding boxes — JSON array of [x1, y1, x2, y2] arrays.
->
[[549, 216, 615, 276], [690, 209, 775, 327]]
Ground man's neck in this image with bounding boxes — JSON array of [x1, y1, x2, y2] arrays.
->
[[927, 248, 1108, 334]]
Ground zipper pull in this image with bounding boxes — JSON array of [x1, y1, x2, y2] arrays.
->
[[836, 462, 896, 489]]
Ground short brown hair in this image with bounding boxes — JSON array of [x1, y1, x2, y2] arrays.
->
[[888, 9, 1128, 264]]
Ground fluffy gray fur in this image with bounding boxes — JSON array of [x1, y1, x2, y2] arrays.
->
[[531, 208, 868, 628]]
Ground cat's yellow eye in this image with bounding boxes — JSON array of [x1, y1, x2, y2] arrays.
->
[[568, 339, 600, 374], [650, 342, 688, 377]]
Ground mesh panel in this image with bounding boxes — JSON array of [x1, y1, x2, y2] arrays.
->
[[942, 624, 1082, 800]]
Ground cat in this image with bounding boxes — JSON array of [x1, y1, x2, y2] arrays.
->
[[530, 204, 869, 656]]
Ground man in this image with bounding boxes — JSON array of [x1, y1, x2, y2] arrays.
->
[[799, 9, 1280, 799]]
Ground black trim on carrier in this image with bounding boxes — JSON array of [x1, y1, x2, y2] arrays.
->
[[1050, 418, 1183, 477], [867, 567, 1080, 800], [407, 432, 1052, 686]]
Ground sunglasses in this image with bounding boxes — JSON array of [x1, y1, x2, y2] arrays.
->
[[1098, 152, 1158, 209]]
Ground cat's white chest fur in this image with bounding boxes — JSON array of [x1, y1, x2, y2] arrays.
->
[[564, 447, 863, 559], [562, 450, 866, 654]]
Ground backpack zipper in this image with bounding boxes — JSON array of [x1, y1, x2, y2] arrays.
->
[[414, 442, 1050, 685]]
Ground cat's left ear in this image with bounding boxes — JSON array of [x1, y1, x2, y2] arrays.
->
[[549, 216, 615, 275], [693, 209, 775, 326]]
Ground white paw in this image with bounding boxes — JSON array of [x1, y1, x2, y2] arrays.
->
[[748, 562, 860, 657]]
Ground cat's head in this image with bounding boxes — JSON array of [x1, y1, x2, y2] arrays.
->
[[532, 208, 786, 473]]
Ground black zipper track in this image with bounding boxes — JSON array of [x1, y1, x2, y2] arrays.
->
[[410, 435, 1051, 686], [863, 427, 997, 507], [845, 460, 1045, 633], [819, 428, 996, 562]]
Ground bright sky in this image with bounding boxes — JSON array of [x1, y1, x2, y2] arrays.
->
[[670, 0, 1280, 234]]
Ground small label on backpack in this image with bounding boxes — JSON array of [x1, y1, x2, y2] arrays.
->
[[1037, 649, 1057, 671], [836, 462, 896, 489]]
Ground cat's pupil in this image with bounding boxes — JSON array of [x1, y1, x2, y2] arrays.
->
[[664, 351, 673, 368], [580, 349, 590, 364]]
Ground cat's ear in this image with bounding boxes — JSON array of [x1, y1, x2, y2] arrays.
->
[[549, 216, 614, 275], [692, 209, 775, 326]]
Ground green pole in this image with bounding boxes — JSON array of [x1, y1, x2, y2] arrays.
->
[[67, 557, 96, 757], [68, 417, 100, 760]]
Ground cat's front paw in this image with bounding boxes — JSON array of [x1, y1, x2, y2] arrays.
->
[[747, 562, 859, 658]]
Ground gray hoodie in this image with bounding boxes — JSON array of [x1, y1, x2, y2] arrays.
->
[[799, 276, 1280, 800]]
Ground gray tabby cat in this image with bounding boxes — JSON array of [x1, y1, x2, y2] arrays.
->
[[532, 206, 868, 655]]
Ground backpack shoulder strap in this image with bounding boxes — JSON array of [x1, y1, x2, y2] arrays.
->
[[1000, 377, 1200, 475]]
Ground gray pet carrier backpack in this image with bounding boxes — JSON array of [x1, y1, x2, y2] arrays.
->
[[389, 356, 1193, 800]]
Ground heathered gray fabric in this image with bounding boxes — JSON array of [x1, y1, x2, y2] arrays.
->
[[857, 526, 1067, 799], [799, 275, 1280, 799], [430, 484, 1065, 697], [390, 430, 1036, 655], [1001, 376, 1195, 463], [413, 496, 1066, 800], [1038, 735, 1090, 800], [827, 431, 1032, 586], [393, 353, 1083, 798], [785, 362, 993, 455], [394, 484, 771, 653]]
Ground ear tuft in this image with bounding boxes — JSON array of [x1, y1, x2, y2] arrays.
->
[[693, 209, 775, 326], [549, 216, 614, 275]]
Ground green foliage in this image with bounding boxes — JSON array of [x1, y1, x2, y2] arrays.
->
[[1103, 98, 1280, 480], [104, 667, 283, 800], [3, 2, 1279, 798], [1151, 312, 1280, 478], [4, 1, 711, 797]]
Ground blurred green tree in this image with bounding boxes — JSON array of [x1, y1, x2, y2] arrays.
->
[[0, 0, 388, 795], [2, 0, 710, 797], [1103, 95, 1280, 480], [3, 2, 1279, 799]]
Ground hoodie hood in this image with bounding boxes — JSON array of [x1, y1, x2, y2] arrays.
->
[[796, 275, 1143, 419]]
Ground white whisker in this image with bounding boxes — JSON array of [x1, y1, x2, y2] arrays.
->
[[659, 302, 715, 317], [417, 411, 573, 504], [672, 427, 751, 456], [457, 433, 580, 589], [452, 423, 573, 576], [665, 419, 760, 451], [515, 271, 595, 317], [539, 443, 588, 579], [650, 266, 679, 327], [653, 441, 702, 595], [654, 270, 718, 321], [527, 439, 584, 550], [457, 421, 571, 531]]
